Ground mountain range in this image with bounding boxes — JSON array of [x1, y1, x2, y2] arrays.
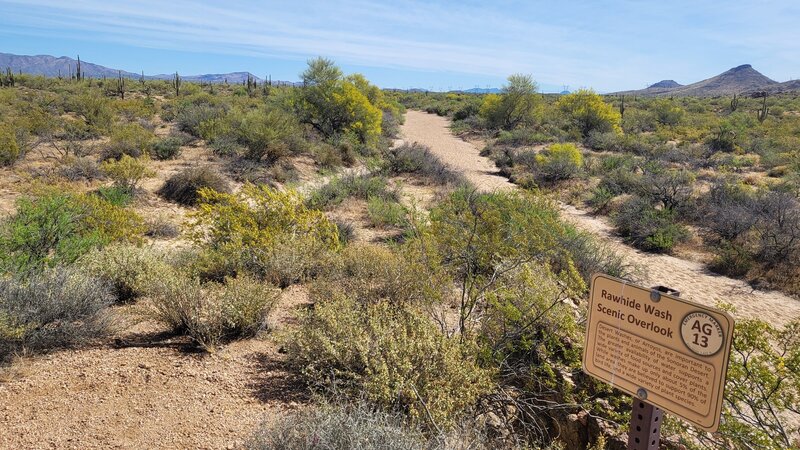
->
[[0, 52, 293, 85], [614, 64, 799, 97], [3, 52, 799, 96]]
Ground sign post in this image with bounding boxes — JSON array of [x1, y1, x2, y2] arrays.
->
[[583, 274, 735, 446]]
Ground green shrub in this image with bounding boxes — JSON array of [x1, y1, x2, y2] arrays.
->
[[367, 196, 407, 228], [312, 244, 445, 306], [175, 93, 226, 137], [0, 124, 20, 166], [495, 127, 552, 146], [307, 174, 399, 210], [614, 196, 688, 253], [247, 402, 435, 450], [385, 143, 465, 185], [69, 92, 114, 133], [0, 267, 114, 362], [209, 135, 244, 157], [533, 143, 583, 182], [417, 188, 586, 337], [144, 215, 180, 239], [158, 166, 231, 206], [296, 58, 383, 145], [145, 272, 279, 350], [652, 99, 685, 125], [81, 244, 171, 303], [238, 107, 304, 163], [0, 192, 145, 273], [290, 295, 492, 427], [334, 220, 356, 245], [59, 156, 102, 181], [151, 136, 183, 160], [696, 314, 800, 449], [190, 185, 340, 286], [101, 123, 154, 160], [586, 185, 615, 214], [94, 184, 133, 207], [558, 228, 638, 283], [100, 155, 155, 191]]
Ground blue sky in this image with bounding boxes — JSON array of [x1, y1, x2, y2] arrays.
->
[[1, 0, 798, 92]]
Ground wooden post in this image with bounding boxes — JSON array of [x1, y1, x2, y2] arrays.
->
[[627, 285, 680, 450]]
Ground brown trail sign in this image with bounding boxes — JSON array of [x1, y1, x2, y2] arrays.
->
[[583, 274, 734, 443]]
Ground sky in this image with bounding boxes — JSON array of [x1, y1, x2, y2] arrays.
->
[[1, 0, 799, 92]]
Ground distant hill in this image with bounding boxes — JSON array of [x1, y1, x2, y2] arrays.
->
[[752, 79, 800, 95], [0, 52, 294, 85], [614, 64, 785, 97], [150, 72, 263, 84], [0, 52, 139, 79], [648, 80, 682, 89]]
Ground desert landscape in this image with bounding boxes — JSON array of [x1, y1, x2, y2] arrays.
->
[[1, 2, 800, 449]]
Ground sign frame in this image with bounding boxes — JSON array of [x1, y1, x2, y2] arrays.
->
[[582, 274, 735, 432]]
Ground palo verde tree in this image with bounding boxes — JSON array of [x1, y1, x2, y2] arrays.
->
[[557, 89, 622, 137], [296, 57, 382, 145], [479, 73, 542, 130]]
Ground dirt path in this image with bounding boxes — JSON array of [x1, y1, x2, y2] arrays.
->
[[400, 110, 800, 327], [400, 111, 515, 192]]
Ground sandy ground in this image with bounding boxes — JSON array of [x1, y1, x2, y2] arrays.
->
[[0, 283, 310, 450], [400, 110, 800, 327], [400, 111, 515, 192]]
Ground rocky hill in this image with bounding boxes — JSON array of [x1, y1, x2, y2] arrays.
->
[[648, 80, 682, 89], [614, 64, 785, 97], [0, 52, 287, 84]]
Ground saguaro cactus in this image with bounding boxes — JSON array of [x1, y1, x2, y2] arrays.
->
[[76, 55, 83, 81], [116, 71, 126, 99], [757, 94, 769, 123], [172, 72, 181, 97], [619, 95, 625, 118], [246, 73, 254, 96], [730, 93, 739, 111]]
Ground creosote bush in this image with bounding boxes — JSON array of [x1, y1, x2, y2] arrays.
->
[[100, 155, 155, 192], [0, 124, 21, 166], [151, 136, 183, 160], [290, 294, 493, 428], [190, 184, 340, 286], [158, 166, 231, 206], [145, 272, 279, 350], [81, 244, 171, 303], [614, 196, 688, 253], [247, 402, 428, 450], [101, 122, 154, 160], [0, 267, 114, 362], [247, 401, 495, 450], [307, 173, 399, 210], [385, 142, 465, 185]]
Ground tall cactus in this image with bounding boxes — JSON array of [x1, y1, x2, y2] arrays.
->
[[116, 70, 126, 99], [246, 73, 254, 97], [730, 93, 739, 111], [76, 55, 82, 81], [757, 94, 769, 123], [619, 95, 625, 118], [172, 71, 181, 97]]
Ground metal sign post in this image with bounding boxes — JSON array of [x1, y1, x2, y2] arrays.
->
[[626, 286, 679, 450]]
